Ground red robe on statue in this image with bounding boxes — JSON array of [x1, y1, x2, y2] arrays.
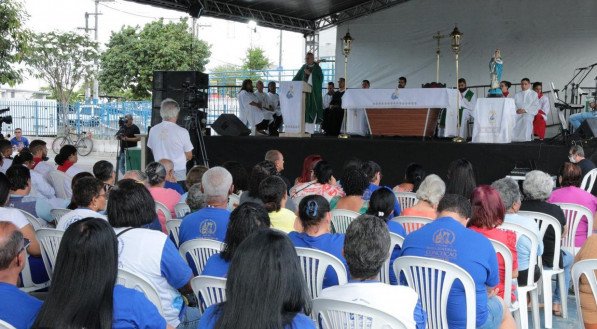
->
[[533, 92, 546, 139]]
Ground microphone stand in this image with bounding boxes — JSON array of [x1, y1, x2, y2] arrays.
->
[[564, 68, 586, 103]]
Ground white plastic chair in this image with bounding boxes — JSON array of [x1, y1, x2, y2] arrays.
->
[[499, 222, 541, 329], [19, 249, 50, 293], [394, 192, 418, 210], [227, 193, 240, 211], [312, 297, 408, 329], [581, 168, 597, 193], [166, 219, 182, 247], [393, 255, 476, 329], [0, 319, 16, 329], [155, 201, 172, 222], [179, 238, 224, 275], [572, 259, 597, 326], [330, 209, 360, 234], [48, 170, 70, 199], [553, 202, 593, 257], [36, 228, 64, 278], [174, 203, 191, 218], [117, 269, 164, 316], [393, 216, 432, 235], [18, 209, 50, 230], [488, 239, 519, 317], [50, 208, 71, 223], [295, 247, 348, 299], [378, 232, 404, 284], [518, 210, 568, 327], [191, 275, 227, 309]]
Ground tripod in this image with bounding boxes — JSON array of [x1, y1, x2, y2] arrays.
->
[[185, 109, 209, 168]]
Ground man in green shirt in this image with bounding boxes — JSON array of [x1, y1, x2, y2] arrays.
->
[[292, 52, 324, 126]]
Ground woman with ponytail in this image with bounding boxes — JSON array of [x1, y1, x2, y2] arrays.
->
[[288, 195, 348, 288]]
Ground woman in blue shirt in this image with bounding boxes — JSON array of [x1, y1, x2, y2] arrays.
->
[[202, 202, 271, 277], [199, 229, 315, 329], [288, 195, 348, 288], [32, 218, 169, 329]]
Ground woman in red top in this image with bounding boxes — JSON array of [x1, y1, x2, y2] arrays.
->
[[468, 185, 518, 303], [55, 144, 78, 173]]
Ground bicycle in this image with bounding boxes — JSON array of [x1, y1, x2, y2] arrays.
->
[[52, 126, 94, 156]]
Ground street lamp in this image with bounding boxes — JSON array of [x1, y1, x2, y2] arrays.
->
[[339, 30, 353, 139], [450, 25, 465, 142]]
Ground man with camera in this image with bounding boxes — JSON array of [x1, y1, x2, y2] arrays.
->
[[116, 114, 140, 175]]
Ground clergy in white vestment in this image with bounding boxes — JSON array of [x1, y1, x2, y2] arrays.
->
[[238, 79, 264, 135], [458, 78, 478, 139], [266, 81, 283, 135], [254, 80, 271, 122], [512, 78, 540, 141], [322, 82, 334, 110]]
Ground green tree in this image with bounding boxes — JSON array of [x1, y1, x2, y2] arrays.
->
[[26, 32, 99, 112], [99, 19, 211, 100], [0, 0, 31, 86], [241, 47, 272, 71]]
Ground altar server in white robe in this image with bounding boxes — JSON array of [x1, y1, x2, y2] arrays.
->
[[238, 79, 263, 135], [322, 82, 334, 110], [458, 78, 478, 139], [512, 78, 540, 141]]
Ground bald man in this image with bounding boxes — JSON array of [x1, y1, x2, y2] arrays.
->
[[0, 222, 42, 327]]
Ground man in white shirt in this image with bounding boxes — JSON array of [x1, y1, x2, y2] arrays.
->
[[30, 140, 54, 179], [56, 176, 107, 231], [458, 78, 478, 139], [147, 98, 194, 181], [513, 78, 540, 142], [237, 79, 263, 136], [0, 140, 13, 174], [266, 81, 283, 136], [253, 80, 271, 135], [322, 82, 334, 110], [320, 215, 426, 329]]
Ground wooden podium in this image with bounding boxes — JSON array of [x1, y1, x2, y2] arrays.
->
[[279, 81, 312, 137]]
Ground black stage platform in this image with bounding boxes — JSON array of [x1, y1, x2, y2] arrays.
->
[[203, 136, 594, 186]]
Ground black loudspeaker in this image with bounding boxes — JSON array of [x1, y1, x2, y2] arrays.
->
[[580, 118, 597, 138], [151, 71, 209, 127], [211, 114, 250, 136]]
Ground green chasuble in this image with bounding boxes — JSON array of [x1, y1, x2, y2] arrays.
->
[[292, 63, 323, 123]]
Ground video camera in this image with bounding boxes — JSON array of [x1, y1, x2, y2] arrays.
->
[[0, 108, 13, 140]]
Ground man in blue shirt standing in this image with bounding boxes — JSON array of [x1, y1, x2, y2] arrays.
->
[[400, 194, 516, 329], [0, 221, 42, 328], [10, 128, 29, 151], [179, 167, 233, 244]]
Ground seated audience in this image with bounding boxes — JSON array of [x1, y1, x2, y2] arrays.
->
[[0, 222, 42, 328], [520, 170, 569, 316], [492, 177, 543, 286], [394, 163, 426, 193], [12, 151, 55, 199], [569, 145, 596, 178], [288, 195, 348, 288], [320, 215, 426, 329], [107, 179, 194, 328], [159, 158, 185, 194], [122, 169, 147, 184], [401, 174, 445, 218], [6, 165, 59, 223], [0, 140, 12, 173], [468, 185, 518, 303], [574, 235, 597, 329], [258, 176, 295, 233], [179, 167, 232, 244], [146, 161, 181, 233], [361, 161, 401, 215], [92, 160, 116, 189], [180, 165, 208, 202], [446, 158, 476, 199], [202, 203, 271, 277], [366, 187, 406, 285], [185, 183, 205, 213], [66, 172, 94, 209], [29, 139, 54, 176], [290, 160, 344, 206], [295, 154, 323, 185], [32, 218, 170, 328], [54, 144, 83, 177], [400, 194, 516, 329], [330, 169, 369, 214], [265, 149, 291, 190], [222, 161, 248, 194], [199, 229, 314, 329], [240, 160, 277, 205], [56, 177, 107, 230], [548, 162, 597, 247]]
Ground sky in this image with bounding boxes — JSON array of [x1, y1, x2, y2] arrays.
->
[[12, 0, 337, 91]]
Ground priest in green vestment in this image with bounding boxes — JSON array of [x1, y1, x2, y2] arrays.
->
[[292, 52, 323, 124]]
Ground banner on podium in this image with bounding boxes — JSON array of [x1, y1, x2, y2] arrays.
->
[[280, 81, 312, 135], [472, 98, 516, 143]]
